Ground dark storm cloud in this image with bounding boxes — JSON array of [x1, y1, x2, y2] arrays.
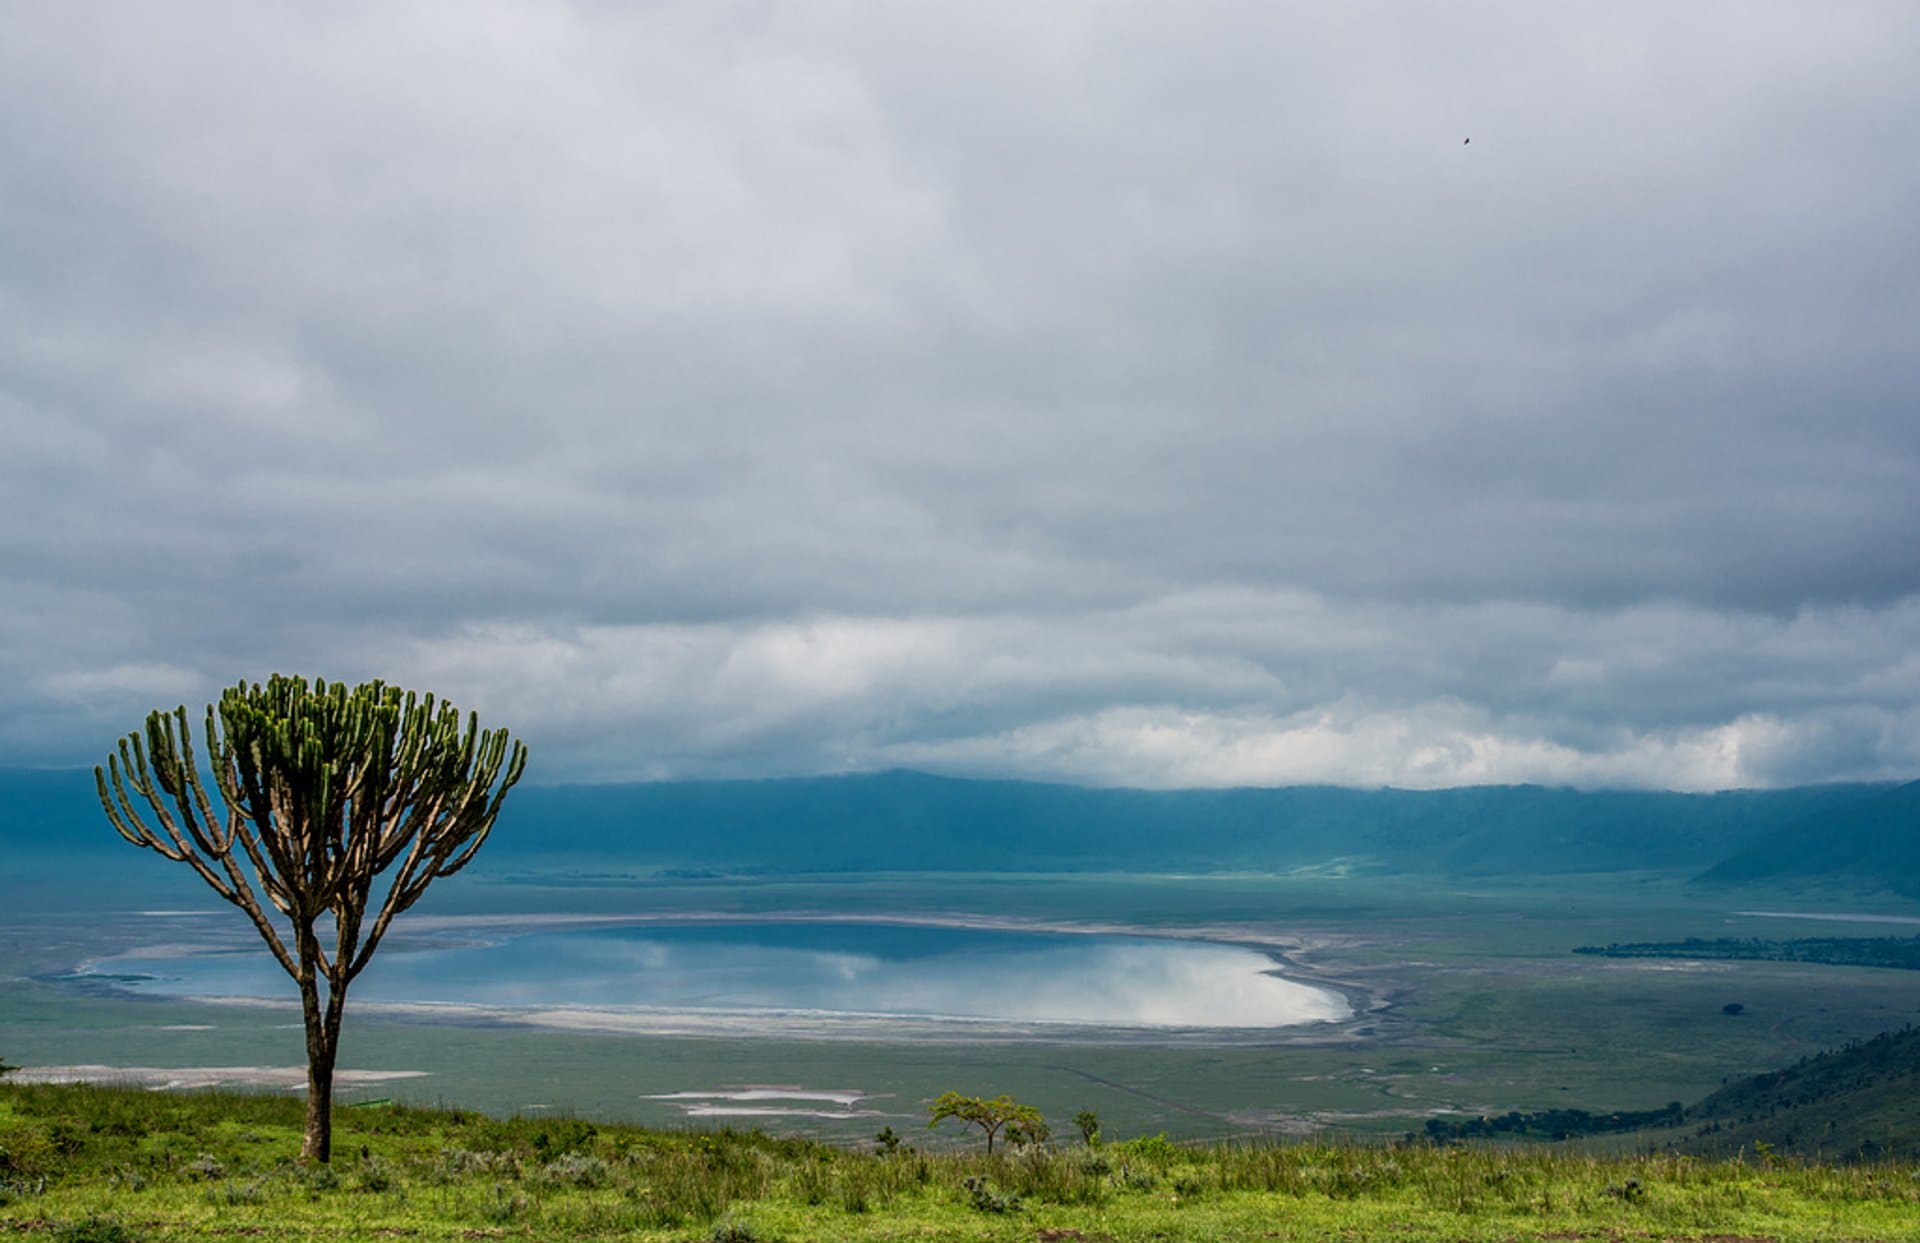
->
[[3, 2, 1918, 787]]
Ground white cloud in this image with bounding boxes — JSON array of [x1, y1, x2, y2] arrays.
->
[[2, 5, 1919, 788], [133, 592, 1904, 788], [880, 703, 1806, 792]]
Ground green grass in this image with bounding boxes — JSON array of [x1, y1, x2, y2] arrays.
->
[[4, 1083, 1919, 1241]]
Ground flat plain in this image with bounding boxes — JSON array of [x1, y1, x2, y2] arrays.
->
[[6, 861, 1920, 1149]]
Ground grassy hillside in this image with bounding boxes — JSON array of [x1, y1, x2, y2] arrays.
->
[[1422, 1026, 1920, 1164], [3, 1082, 1918, 1242], [1667, 1026, 1920, 1162]]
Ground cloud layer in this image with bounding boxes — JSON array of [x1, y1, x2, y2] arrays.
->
[[4, 3, 1919, 788]]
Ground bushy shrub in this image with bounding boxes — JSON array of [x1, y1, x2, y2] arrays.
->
[[0, 1133, 55, 1178], [541, 1151, 611, 1189], [297, 1162, 339, 1193], [207, 1179, 265, 1206], [529, 1118, 598, 1158], [1110, 1132, 1179, 1165], [354, 1156, 396, 1193], [184, 1152, 225, 1181], [1171, 1170, 1211, 1200], [708, 1216, 768, 1243], [962, 1174, 1022, 1213], [0, 1175, 49, 1206], [433, 1147, 519, 1181], [482, 1183, 529, 1223], [51, 1217, 135, 1243]]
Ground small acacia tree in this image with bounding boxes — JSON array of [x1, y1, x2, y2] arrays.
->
[[927, 1091, 1049, 1154], [96, 675, 527, 1162]]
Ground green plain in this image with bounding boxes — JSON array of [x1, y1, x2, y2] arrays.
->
[[4, 1082, 1919, 1242]]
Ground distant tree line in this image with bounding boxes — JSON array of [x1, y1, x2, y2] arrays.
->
[[1572, 935, 1920, 971], [1425, 1102, 1683, 1143]]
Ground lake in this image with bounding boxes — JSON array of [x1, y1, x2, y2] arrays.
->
[[79, 918, 1352, 1035]]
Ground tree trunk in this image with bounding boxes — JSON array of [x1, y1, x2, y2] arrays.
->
[[301, 986, 337, 1162], [303, 1041, 334, 1163], [299, 965, 346, 1163]]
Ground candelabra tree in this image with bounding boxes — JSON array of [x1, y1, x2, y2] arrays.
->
[[96, 675, 528, 1161]]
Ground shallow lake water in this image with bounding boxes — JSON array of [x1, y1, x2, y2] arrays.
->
[[83, 919, 1351, 1032]]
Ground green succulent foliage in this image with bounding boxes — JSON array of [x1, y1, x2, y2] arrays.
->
[[216, 675, 517, 835], [95, 675, 527, 931]]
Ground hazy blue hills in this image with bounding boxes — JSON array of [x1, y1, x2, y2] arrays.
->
[[1694, 779, 1920, 897], [0, 766, 111, 855], [3, 766, 1894, 880], [502, 772, 1879, 876]]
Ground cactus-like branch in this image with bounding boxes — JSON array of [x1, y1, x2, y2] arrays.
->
[[96, 675, 527, 1041], [95, 712, 300, 979]]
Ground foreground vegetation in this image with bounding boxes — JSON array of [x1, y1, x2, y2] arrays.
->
[[4, 1085, 1918, 1241]]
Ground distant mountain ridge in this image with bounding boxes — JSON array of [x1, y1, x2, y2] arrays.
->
[[2, 766, 1898, 881], [502, 771, 1885, 876], [1694, 779, 1920, 897]]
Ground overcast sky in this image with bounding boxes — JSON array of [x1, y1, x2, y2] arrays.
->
[[4, 2, 1919, 789]]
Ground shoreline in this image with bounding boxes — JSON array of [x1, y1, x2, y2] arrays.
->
[[54, 909, 1391, 1049], [9, 1064, 429, 1091]]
